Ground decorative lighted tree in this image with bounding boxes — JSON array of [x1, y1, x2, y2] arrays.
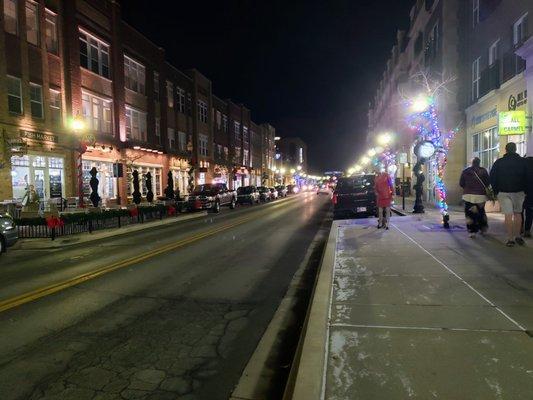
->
[[406, 84, 457, 227]]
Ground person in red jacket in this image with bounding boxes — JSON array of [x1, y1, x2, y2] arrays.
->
[[375, 170, 394, 229]]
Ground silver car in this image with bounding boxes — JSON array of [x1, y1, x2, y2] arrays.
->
[[0, 213, 18, 254]]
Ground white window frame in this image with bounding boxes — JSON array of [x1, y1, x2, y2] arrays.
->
[[26, 0, 39, 46], [7, 75, 22, 114], [177, 87, 186, 113], [82, 91, 113, 134], [472, 57, 480, 101], [199, 134, 208, 156], [45, 9, 58, 54], [166, 81, 174, 108], [197, 100, 208, 123], [472, 127, 499, 170], [49, 89, 61, 124], [234, 121, 240, 141], [79, 29, 110, 79], [178, 131, 187, 151], [29, 83, 43, 118], [222, 114, 228, 132], [4, 0, 18, 35], [472, 0, 479, 28], [125, 106, 147, 142], [124, 55, 146, 94], [243, 149, 249, 165], [488, 40, 499, 66], [167, 127, 175, 149], [514, 13, 528, 45]]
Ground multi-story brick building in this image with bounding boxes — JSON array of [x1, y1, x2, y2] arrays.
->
[[0, 0, 276, 207]]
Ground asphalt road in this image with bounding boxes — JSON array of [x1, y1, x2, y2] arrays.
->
[[0, 192, 331, 400]]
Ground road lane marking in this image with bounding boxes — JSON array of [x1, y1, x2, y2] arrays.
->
[[391, 223, 527, 332], [0, 214, 259, 314]]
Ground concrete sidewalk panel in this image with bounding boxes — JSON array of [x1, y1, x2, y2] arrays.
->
[[326, 327, 533, 400]]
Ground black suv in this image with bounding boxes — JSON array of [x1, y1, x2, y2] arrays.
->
[[188, 183, 237, 213], [332, 175, 376, 218]]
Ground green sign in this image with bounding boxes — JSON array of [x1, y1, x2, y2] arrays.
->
[[499, 111, 527, 135]]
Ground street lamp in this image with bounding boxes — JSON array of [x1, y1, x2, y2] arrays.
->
[[367, 148, 377, 157], [411, 95, 432, 112], [290, 168, 296, 174], [297, 165, 302, 171], [377, 132, 393, 146]]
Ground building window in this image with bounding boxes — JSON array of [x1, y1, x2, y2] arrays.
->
[[243, 149, 249, 165], [7, 75, 22, 114], [79, 30, 110, 79], [153, 71, 159, 100], [234, 121, 240, 141], [155, 117, 161, 145], [472, 128, 499, 169], [82, 160, 116, 200], [197, 100, 208, 123], [166, 81, 174, 108], [49, 89, 61, 124], [11, 155, 65, 201], [125, 106, 147, 141], [488, 40, 499, 66], [124, 55, 145, 94], [45, 9, 58, 54], [30, 83, 43, 118], [199, 134, 208, 156], [4, 0, 18, 35], [514, 13, 528, 46], [215, 111, 222, 130], [178, 131, 187, 151], [26, 1, 39, 45], [82, 92, 113, 134], [167, 128, 175, 149], [222, 114, 228, 132], [177, 87, 185, 113], [472, 0, 479, 27], [127, 166, 162, 197], [472, 57, 480, 101], [243, 126, 249, 143]]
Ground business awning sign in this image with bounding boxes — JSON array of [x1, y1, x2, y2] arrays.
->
[[498, 111, 527, 135]]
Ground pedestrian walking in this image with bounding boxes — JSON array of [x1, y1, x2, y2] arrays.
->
[[522, 156, 533, 238], [490, 142, 527, 247], [459, 157, 490, 238], [375, 170, 394, 229]]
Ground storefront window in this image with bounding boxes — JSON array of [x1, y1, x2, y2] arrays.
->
[[507, 135, 526, 157], [10, 155, 65, 201], [472, 127, 499, 170], [127, 165, 163, 198], [82, 160, 116, 201]]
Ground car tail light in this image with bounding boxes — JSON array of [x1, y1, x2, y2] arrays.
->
[[332, 193, 338, 205]]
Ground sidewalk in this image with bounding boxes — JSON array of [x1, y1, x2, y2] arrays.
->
[[12, 211, 207, 250], [288, 208, 533, 399]]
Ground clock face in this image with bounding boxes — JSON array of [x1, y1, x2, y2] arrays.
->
[[418, 141, 436, 158]]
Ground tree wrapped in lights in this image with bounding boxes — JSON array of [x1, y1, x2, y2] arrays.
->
[[407, 93, 457, 227]]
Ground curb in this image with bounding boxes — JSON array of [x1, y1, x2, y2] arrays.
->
[[229, 213, 330, 400], [13, 212, 208, 250]]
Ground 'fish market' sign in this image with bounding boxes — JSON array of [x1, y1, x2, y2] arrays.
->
[[20, 130, 59, 143]]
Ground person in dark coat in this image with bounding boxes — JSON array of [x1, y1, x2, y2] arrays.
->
[[523, 156, 533, 237], [490, 142, 527, 246], [460, 157, 490, 237]]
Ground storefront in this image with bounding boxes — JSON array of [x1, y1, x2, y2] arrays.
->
[[82, 158, 117, 204], [466, 75, 528, 171], [213, 165, 229, 185], [170, 157, 190, 197]]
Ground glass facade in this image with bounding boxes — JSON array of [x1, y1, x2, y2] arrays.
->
[[82, 159, 116, 202], [11, 155, 65, 201]]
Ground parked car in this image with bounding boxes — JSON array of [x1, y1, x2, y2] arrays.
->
[[317, 184, 331, 195], [0, 213, 18, 254], [332, 175, 377, 218], [257, 186, 271, 202], [269, 188, 279, 200], [275, 185, 288, 198], [188, 183, 236, 213], [237, 186, 260, 205], [287, 184, 299, 194]]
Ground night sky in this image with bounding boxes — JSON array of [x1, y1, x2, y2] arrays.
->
[[121, 0, 415, 173]]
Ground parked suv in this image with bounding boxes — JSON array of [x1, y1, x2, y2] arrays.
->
[[332, 175, 377, 218], [0, 213, 18, 254], [275, 185, 288, 198], [257, 186, 271, 202], [237, 186, 260, 205], [188, 183, 237, 213]]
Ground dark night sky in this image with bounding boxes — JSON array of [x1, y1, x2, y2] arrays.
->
[[121, 0, 414, 173]]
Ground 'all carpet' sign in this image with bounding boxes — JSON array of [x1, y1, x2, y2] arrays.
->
[[498, 111, 527, 135]]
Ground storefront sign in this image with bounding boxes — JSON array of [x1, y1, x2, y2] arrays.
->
[[498, 111, 527, 135], [470, 108, 497, 128], [20, 130, 58, 143]]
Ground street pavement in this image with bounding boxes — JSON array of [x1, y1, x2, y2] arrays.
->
[[0, 192, 331, 400], [291, 207, 533, 400]]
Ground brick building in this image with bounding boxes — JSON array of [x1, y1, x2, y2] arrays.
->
[[0, 0, 276, 206]]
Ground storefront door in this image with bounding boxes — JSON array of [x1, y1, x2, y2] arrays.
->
[[34, 168, 46, 200]]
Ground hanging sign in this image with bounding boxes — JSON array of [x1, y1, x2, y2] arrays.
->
[[498, 111, 527, 135]]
